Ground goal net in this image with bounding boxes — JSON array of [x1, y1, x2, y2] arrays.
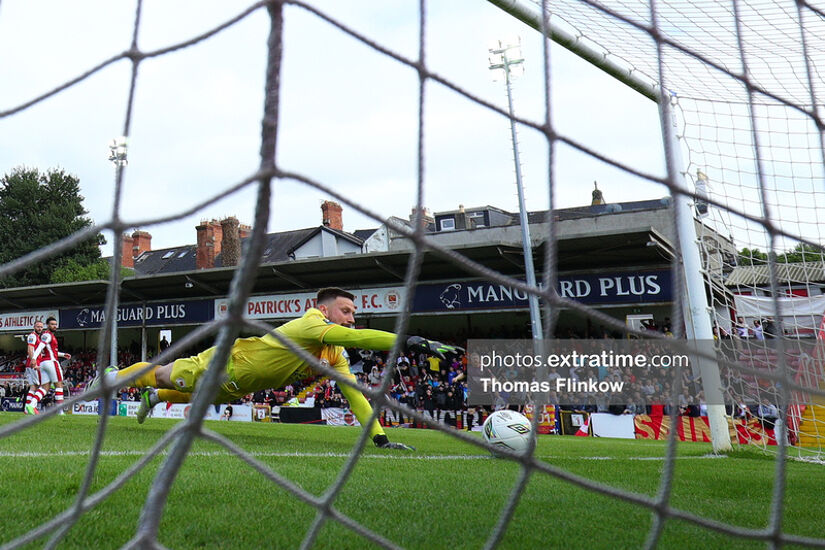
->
[[493, 0, 825, 458], [2, 0, 825, 548]]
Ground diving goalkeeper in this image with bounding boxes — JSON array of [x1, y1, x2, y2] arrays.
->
[[91, 287, 462, 450]]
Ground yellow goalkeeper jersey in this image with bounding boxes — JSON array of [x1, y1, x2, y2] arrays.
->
[[229, 308, 396, 436], [230, 308, 395, 391]]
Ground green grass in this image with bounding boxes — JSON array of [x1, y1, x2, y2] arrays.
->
[[1, 413, 823, 550]]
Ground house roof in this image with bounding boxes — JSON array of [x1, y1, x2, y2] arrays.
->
[[120, 226, 367, 275], [548, 198, 671, 222], [287, 226, 364, 254], [430, 198, 672, 226], [433, 205, 512, 216], [132, 246, 197, 276], [352, 228, 378, 241], [725, 262, 825, 286], [215, 228, 317, 267]]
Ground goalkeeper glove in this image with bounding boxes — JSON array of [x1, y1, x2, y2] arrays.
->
[[373, 434, 416, 451], [405, 336, 465, 360]]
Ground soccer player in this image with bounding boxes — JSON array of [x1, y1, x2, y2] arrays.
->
[[28, 316, 71, 415], [92, 287, 461, 449], [24, 321, 45, 415]]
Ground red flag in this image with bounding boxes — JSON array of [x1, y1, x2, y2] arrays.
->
[[575, 416, 590, 437]]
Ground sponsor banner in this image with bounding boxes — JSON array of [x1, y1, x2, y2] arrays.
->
[[60, 299, 213, 329], [522, 404, 557, 434], [321, 407, 361, 426], [215, 287, 405, 320], [211, 404, 253, 422], [1, 397, 25, 412], [72, 400, 117, 416], [590, 412, 636, 439], [117, 401, 142, 418], [73, 400, 252, 421], [144, 402, 252, 421], [0, 310, 59, 333], [634, 415, 778, 446], [413, 271, 671, 312]]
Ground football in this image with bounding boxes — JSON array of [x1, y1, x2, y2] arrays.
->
[[482, 410, 533, 454]]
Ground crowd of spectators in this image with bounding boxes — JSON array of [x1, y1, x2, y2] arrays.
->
[[0, 348, 143, 403], [0, 316, 799, 430]]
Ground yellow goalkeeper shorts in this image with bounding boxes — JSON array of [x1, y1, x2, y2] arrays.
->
[[168, 346, 244, 403]]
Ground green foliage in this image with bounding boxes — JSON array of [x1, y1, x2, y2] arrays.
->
[[0, 166, 104, 288], [779, 242, 825, 263], [49, 258, 134, 284], [738, 243, 825, 266], [736, 247, 768, 266]]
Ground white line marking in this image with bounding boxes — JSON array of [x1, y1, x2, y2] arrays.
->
[[0, 450, 728, 460]]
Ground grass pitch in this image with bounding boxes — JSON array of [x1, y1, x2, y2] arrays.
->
[[1, 413, 823, 549]]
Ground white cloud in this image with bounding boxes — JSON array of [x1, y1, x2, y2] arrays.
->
[[1, 0, 664, 256]]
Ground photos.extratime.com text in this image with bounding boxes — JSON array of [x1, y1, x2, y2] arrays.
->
[[466, 339, 712, 406], [478, 349, 690, 371]]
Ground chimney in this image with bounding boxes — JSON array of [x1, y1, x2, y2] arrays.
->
[[221, 217, 241, 267], [121, 234, 134, 268], [591, 181, 605, 206], [321, 200, 343, 231], [131, 230, 152, 257], [409, 206, 434, 230], [121, 230, 151, 268], [239, 223, 252, 240], [211, 220, 223, 258], [196, 219, 222, 269]]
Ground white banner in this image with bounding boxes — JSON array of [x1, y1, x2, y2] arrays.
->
[[72, 400, 101, 415], [734, 294, 825, 330], [0, 310, 58, 333], [72, 400, 253, 421], [215, 287, 405, 320], [320, 407, 360, 426], [590, 412, 636, 439], [147, 402, 253, 422]]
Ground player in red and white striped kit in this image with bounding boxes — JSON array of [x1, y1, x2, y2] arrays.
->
[[28, 316, 71, 415], [24, 320, 46, 415]]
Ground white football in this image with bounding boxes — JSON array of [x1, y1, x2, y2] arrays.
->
[[482, 410, 533, 454]]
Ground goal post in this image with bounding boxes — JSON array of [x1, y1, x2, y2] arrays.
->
[[488, 0, 734, 452]]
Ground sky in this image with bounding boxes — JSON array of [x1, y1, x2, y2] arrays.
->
[[0, 0, 667, 257]]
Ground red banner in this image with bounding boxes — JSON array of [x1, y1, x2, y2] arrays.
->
[[634, 415, 777, 445], [523, 404, 556, 434]]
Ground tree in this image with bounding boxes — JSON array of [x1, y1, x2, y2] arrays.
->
[[0, 167, 104, 288], [50, 258, 134, 284], [737, 243, 825, 266], [737, 247, 768, 266], [778, 243, 825, 263]]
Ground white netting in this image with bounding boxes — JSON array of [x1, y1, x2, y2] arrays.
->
[[502, 0, 825, 459], [530, 0, 825, 108], [3, 0, 825, 548]]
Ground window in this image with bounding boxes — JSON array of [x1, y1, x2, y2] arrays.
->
[[439, 218, 455, 231], [177, 250, 188, 258], [468, 212, 486, 228], [161, 251, 175, 259]]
